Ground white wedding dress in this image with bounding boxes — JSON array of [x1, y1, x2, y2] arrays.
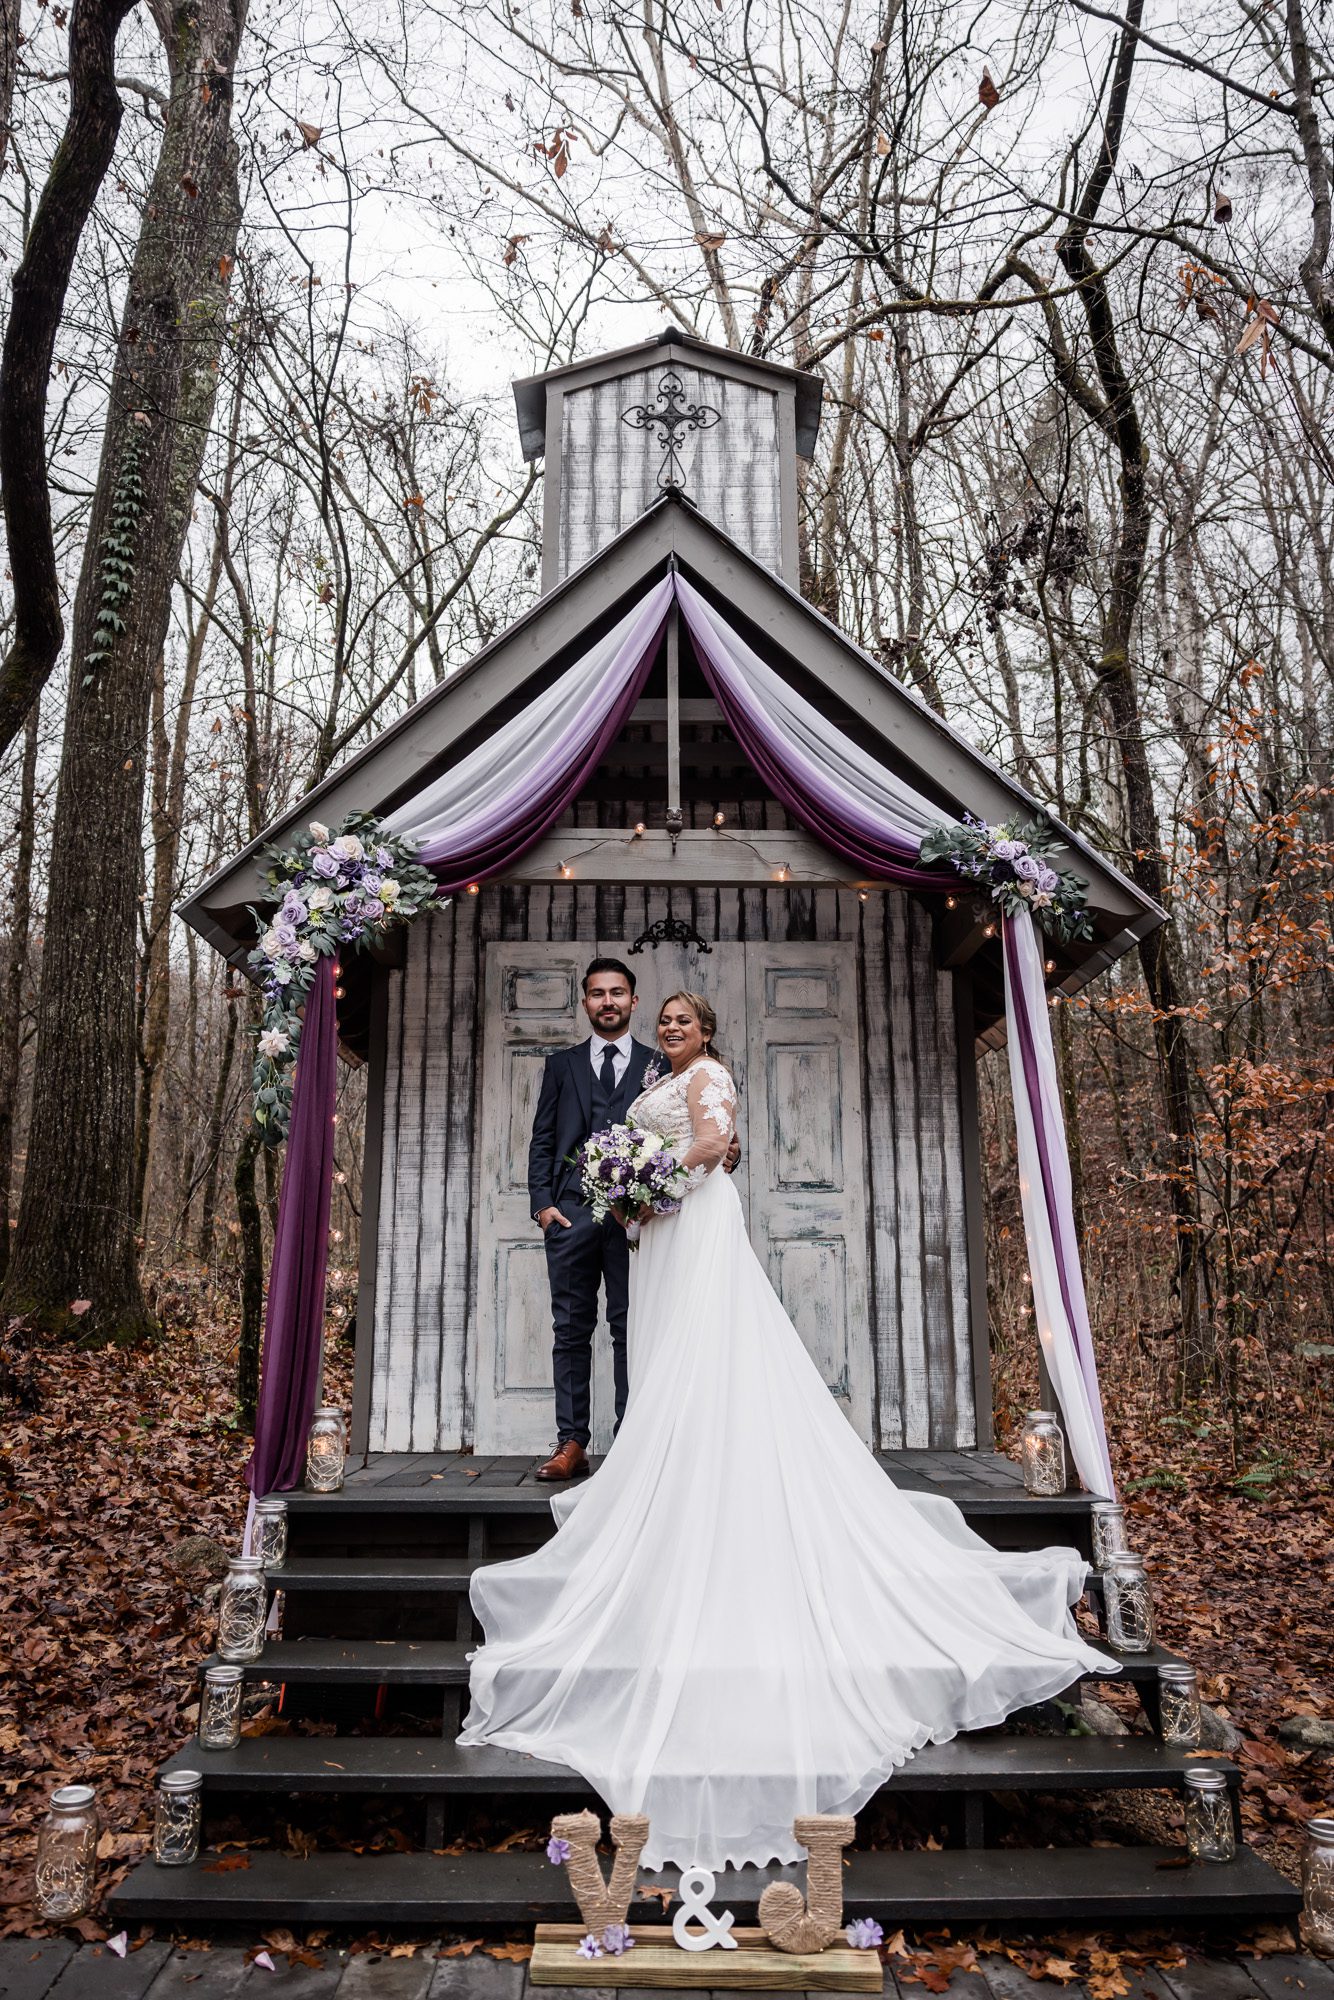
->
[[459, 1055, 1116, 1870]]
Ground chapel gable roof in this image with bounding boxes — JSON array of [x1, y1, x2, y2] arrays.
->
[[178, 490, 1164, 1014]]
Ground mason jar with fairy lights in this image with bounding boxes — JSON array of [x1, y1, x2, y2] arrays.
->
[[248, 1494, 288, 1568], [1183, 1766, 1236, 1863], [305, 1405, 347, 1492], [33, 1783, 98, 1920], [1089, 1500, 1128, 1571], [1103, 1548, 1156, 1652], [152, 1770, 203, 1867], [216, 1555, 267, 1662], [198, 1663, 245, 1751], [1019, 1409, 1067, 1496], [1157, 1663, 1202, 1746], [1302, 1816, 1334, 1953]]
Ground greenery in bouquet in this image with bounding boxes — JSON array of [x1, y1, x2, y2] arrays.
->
[[246, 811, 436, 1144], [920, 813, 1094, 944]]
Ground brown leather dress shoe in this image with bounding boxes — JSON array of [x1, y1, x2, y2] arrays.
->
[[535, 1439, 589, 1482]]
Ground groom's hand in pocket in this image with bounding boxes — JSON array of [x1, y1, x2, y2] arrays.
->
[[537, 1206, 572, 1232]]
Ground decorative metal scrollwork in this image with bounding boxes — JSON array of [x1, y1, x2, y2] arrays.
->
[[627, 915, 712, 955], [621, 371, 720, 491]]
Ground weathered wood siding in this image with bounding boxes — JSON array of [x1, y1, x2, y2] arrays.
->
[[558, 367, 781, 580], [365, 882, 981, 1454]]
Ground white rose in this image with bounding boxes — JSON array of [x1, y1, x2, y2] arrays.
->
[[379, 877, 400, 905], [261, 927, 282, 957], [307, 884, 334, 910], [331, 834, 364, 861], [309, 820, 330, 843], [298, 940, 318, 961], [258, 1028, 290, 1057]]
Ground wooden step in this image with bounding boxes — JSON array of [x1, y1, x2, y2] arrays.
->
[[206, 1634, 1183, 1691], [202, 1639, 473, 1685], [271, 1556, 482, 1593], [164, 1731, 1237, 1798], [108, 1842, 1299, 1925]]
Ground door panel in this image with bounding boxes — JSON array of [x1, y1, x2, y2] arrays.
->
[[474, 945, 588, 1452], [745, 942, 872, 1439], [475, 938, 870, 1451]]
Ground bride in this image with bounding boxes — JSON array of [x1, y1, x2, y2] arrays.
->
[[459, 989, 1116, 1872]]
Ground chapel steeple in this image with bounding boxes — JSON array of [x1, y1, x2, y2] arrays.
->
[[512, 326, 822, 593]]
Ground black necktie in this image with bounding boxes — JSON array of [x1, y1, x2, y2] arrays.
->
[[600, 1044, 618, 1099]]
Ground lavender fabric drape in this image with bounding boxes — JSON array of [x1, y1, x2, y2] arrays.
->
[[248, 954, 339, 1496], [675, 575, 1115, 1497], [384, 581, 674, 889]]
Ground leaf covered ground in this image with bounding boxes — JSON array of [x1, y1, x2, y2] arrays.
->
[[0, 1278, 1329, 1966]]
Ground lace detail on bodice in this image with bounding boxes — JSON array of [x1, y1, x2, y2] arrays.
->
[[627, 1057, 736, 1154]]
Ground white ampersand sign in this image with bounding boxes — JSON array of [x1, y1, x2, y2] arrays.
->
[[672, 1867, 739, 1952]]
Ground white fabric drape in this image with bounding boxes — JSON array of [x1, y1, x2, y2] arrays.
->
[[1003, 914, 1116, 1496]]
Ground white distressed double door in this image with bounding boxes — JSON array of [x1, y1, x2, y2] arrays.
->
[[474, 941, 870, 1452]]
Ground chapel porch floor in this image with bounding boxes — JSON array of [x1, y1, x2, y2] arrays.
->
[[305, 1447, 1099, 1551]]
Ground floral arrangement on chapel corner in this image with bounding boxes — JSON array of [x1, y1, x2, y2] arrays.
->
[[920, 813, 1094, 945], [247, 812, 436, 1144]]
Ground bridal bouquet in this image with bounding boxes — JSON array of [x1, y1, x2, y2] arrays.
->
[[576, 1124, 688, 1237]]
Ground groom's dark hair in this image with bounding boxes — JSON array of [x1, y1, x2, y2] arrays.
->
[[583, 956, 637, 995]]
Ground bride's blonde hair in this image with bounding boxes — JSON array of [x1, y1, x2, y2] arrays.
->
[[658, 989, 722, 1065]]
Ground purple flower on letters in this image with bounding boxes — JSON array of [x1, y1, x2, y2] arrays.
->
[[601, 1926, 634, 1956], [545, 1835, 571, 1866], [576, 1936, 603, 1961], [846, 1918, 884, 1951]]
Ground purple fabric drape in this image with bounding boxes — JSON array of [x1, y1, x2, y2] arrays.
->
[[416, 583, 673, 891], [675, 588, 960, 892], [248, 954, 339, 1495]]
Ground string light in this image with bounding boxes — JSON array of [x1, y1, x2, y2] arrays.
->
[[1044, 959, 1055, 973], [560, 862, 574, 879], [858, 891, 869, 902], [983, 923, 997, 937], [945, 896, 957, 910], [466, 882, 479, 895], [633, 822, 646, 837], [774, 864, 790, 881], [713, 811, 726, 826]]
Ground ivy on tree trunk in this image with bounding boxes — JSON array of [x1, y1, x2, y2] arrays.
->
[[1, 0, 249, 1342]]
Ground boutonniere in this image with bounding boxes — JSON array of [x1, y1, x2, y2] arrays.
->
[[640, 1054, 664, 1090]]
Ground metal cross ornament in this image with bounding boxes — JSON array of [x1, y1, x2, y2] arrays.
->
[[621, 370, 720, 491]]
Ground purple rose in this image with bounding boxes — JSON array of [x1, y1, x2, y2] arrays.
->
[[1013, 854, 1041, 883], [1037, 864, 1059, 893], [274, 922, 299, 951], [360, 897, 385, 923], [375, 846, 393, 869], [362, 871, 383, 896], [311, 849, 339, 879], [991, 838, 1025, 860], [280, 890, 305, 922], [990, 859, 1017, 885]]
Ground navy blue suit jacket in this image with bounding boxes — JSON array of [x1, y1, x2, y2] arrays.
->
[[527, 1037, 658, 1217]]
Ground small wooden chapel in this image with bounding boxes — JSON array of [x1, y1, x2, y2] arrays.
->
[[182, 327, 1163, 1466], [116, 326, 1300, 1932]]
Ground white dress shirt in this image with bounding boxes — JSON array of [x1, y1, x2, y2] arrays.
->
[[590, 1030, 633, 1088]]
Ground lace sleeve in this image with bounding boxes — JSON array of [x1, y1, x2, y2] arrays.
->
[[677, 1061, 737, 1189]]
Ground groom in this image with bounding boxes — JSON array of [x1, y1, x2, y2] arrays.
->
[[527, 959, 657, 1482]]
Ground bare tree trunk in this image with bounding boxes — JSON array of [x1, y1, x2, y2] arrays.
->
[[195, 992, 239, 1264], [1, 0, 248, 1341], [0, 0, 21, 172], [233, 1117, 263, 1427], [0, 700, 40, 1280], [0, 0, 137, 759]]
